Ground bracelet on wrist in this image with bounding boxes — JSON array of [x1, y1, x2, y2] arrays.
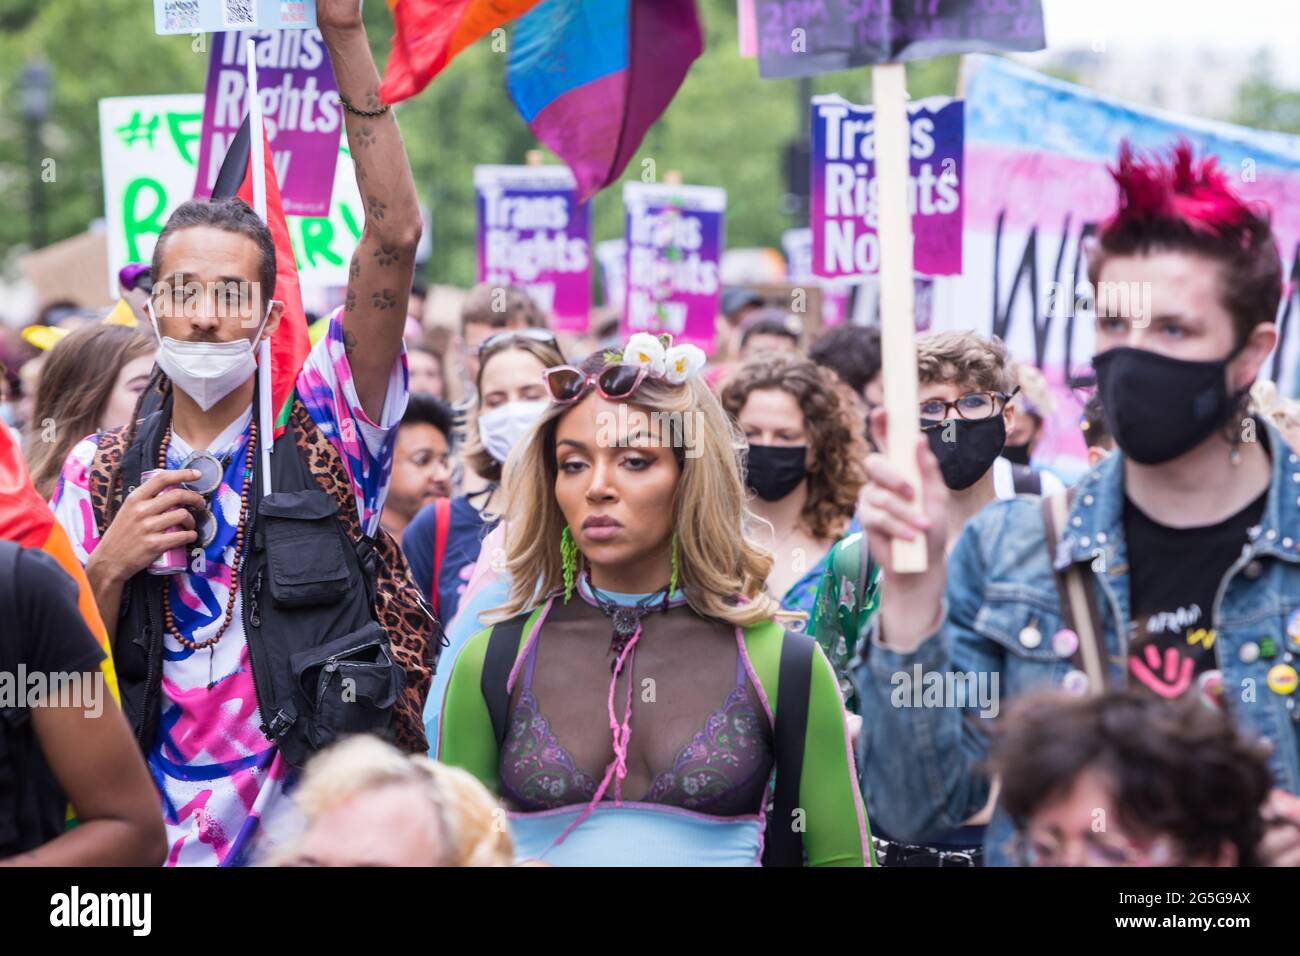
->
[[339, 90, 391, 118]]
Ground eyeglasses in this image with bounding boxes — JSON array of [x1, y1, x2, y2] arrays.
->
[[474, 328, 559, 358], [543, 363, 649, 405], [919, 386, 1020, 427]]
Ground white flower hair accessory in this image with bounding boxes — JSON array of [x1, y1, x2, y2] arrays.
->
[[664, 343, 706, 384], [622, 332, 667, 376]]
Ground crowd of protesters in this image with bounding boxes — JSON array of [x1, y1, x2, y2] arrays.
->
[[6, 7, 1300, 870]]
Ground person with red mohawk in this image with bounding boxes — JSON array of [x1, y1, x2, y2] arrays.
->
[[853, 140, 1300, 866]]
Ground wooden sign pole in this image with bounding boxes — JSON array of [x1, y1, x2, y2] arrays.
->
[[872, 63, 927, 573]]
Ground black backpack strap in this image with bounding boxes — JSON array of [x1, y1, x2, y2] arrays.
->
[[0, 542, 23, 730], [764, 629, 816, 867], [1011, 463, 1043, 496], [481, 610, 533, 751]]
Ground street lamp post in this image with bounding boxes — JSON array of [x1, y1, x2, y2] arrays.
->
[[18, 58, 52, 250]]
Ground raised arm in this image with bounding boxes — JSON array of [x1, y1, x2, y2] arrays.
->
[[318, 0, 422, 420]]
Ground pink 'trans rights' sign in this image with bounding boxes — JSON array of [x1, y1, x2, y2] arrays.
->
[[474, 165, 592, 334], [194, 30, 342, 217], [623, 182, 726, 352], [811, 93, 964, 278]]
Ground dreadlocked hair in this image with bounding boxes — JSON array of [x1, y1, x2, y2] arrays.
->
[[1088, 139, 1282, 346]]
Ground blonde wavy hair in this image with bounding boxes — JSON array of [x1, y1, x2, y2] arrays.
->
[[267, 735, 512, 867], [490, 355, 778, 627]]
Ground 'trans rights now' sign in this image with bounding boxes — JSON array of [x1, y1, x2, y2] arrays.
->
[[474, 165, 591, 333], [811, 94, 964, 278]]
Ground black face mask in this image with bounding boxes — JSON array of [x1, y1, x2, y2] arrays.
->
[[1092, 346, 1243, 465], [1002, 441, 1031, 466], [745, 444, 808, 501], [924, 415, 1006, 490]]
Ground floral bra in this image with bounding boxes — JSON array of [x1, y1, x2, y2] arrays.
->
[[499, 640, 774, 817]]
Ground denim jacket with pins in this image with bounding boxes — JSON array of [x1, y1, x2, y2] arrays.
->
[[853, 421, 1300, 866]]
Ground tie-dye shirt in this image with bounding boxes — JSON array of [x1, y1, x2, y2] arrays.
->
[[50, 309, 407, 866]]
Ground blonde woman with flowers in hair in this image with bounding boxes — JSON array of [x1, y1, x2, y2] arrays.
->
[[438, 334, 872, 866]]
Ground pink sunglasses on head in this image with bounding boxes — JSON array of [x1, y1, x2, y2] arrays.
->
[[543, 363, 651, 405]]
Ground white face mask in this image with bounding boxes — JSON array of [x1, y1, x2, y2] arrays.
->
[[478, 399, 548, 465], [147, 300, 271, 412]]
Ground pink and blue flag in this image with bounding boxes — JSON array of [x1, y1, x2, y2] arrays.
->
[[506, 0, 703, 203]]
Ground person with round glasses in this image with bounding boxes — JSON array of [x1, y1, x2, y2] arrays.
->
[[437, 334, 871, 866]]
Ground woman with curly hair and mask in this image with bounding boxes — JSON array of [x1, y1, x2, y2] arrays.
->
[[719, 354, 868, 629], [438, 334, 871, 866]]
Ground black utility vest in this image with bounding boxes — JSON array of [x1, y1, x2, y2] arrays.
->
[[112, 400, 404, 769]]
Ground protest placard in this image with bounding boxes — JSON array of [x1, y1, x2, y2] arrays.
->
[[153, 0, 315, 35], [474, 165, 591, 333], [194, 31, 341, 217], [811, 94, 963, 278], [755, 0, 1045, 78], [99, 94, 361, 298], [782, 227, 852, 329], [622, 183, 726, 351]]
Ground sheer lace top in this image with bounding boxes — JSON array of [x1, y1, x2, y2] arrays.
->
[[498, 590, 774, 817]]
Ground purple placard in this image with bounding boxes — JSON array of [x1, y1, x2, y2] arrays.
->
[[474, 165, 591, 333], [811, 94, 963, 278], [623, 182, 726, 352], [194, 30, 341, 217], [756, 0, 1045, 80]]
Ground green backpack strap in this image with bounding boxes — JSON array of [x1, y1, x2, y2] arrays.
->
[[481, 610, 534, 751]]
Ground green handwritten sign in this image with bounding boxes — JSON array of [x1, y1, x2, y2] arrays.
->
[[99, 94, 361, 298]]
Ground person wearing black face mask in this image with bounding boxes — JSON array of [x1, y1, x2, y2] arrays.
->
[[872, 332, 1054, 554], [858, 329, 1038, 867], [720, 354, 867, 628], [854, 141, 1300, 867]]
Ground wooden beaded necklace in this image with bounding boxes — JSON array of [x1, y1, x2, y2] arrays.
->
[[158, 417, 258, 651]]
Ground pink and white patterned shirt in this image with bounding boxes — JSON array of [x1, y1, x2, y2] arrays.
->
[[51, 309, 407, 866]]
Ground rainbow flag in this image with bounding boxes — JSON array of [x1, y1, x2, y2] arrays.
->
[[380, 0, 544, 104], [0, 427, 118, 705], [507, 0, 703, 202], [210, 114, 311, 438]]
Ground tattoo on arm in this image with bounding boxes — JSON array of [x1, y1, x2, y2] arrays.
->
[[371, 289, 398, 311], [374, 243, 400, 266], [356, 125, 376, 148], [366, 196, 387, 221], [349, 257, 361, 281], [345, 289, 357, 314], [344, 330, 359, 355]]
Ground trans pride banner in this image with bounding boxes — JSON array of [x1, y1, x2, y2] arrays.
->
[[936, 56, 1300, 478], [507, 0, 703, 202], [810, 94, 964, 278], [475, 165, 591, 333], [623, 182, 725, 350]]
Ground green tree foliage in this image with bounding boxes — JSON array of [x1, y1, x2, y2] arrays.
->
[[1231, 52, 1300, 135], [0, 0, 959, 291]]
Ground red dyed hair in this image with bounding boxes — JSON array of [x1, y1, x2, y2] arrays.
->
[[1089, 139, 1282, 343]]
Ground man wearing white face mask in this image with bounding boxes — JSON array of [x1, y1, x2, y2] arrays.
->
[[49, 1, 434, 868], [404, 330, 563, 625]]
